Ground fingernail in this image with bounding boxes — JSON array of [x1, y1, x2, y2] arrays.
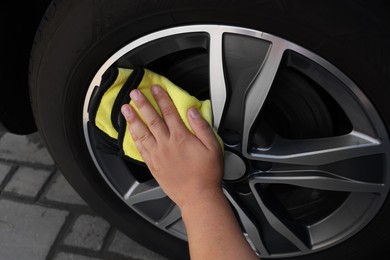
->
[[121, 105, 133, 119], [130, 89, 141, 101], [152, 85, 161, 95], [188, 107, 200, 119]]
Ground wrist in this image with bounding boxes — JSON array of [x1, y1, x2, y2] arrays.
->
[[180, 187, 227, 220]]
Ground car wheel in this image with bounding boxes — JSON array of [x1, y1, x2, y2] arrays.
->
[[29, 0, 390, 259]]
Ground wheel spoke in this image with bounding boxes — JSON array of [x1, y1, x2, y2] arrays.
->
[[208, 30, 280, 144], [208, 29, 227, 130], [248, 130, 383, 165], [156, 204, 182, 228], [241, 39, 287, 152], [251, 171, 385, 193], [124, 180, 166, 206], [248, 182, 311, 252], [223, 188, 268, 256]]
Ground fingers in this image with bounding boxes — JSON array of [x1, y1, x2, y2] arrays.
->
[[151, 85, 187, 132], [123, 86, 219, 153], [187, 107, 221, 151], [121, 104, 157, 151], [130, 127, 152, 166], [129, 89, 169, 138]]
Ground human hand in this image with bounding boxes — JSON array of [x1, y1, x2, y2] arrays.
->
[[120, 85, 224, 210]]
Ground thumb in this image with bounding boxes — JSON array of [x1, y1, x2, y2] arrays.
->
[[187, 107, 220, 151]]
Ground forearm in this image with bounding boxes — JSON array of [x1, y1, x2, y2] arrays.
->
[[181, 189, 259, 260]]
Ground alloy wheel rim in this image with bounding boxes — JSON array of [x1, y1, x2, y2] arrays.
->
[[83, 25, 390, 258]]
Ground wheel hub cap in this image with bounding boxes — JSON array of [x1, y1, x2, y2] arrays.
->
[[223, 151, 247, 181]]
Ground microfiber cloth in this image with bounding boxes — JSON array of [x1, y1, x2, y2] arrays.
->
[[89, 67, 223, 163]]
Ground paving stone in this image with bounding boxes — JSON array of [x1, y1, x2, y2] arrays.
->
[[4, 166, 51, 197], [0, 132, 54, 165], [64, 215, 110, 251], [0, 199, 68, 260], [109, 231, 168, 260], [54, 252, 102, 260], [0, 131, 166, 260], [45, 172, 87, 205], [0, 162, 11, 184]]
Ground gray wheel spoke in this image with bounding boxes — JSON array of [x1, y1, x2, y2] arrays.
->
[[248, 182, 311, 252], [210, 31, 284, 147], [209, 29, 227, 129], [241, 39, 287, 152], [124, 180, 166, 206], [156, 204, 182, 228], [251, 171, 385, 193], [223, 188, 267, 256], [248, 131, 383, 165]]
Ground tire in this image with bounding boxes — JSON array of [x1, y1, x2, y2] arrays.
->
[[29, 0, 390, 259]]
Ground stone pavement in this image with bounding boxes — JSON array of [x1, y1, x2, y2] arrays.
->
[[0, 129, 168, 260]]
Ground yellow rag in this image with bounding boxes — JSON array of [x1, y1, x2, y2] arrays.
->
[[94, 68, 223, 162]]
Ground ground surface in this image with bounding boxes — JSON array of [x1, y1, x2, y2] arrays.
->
[[0, 129, 168, 260]]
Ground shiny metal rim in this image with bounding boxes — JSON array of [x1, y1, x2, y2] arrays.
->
[[83, 25, 390, 258]]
